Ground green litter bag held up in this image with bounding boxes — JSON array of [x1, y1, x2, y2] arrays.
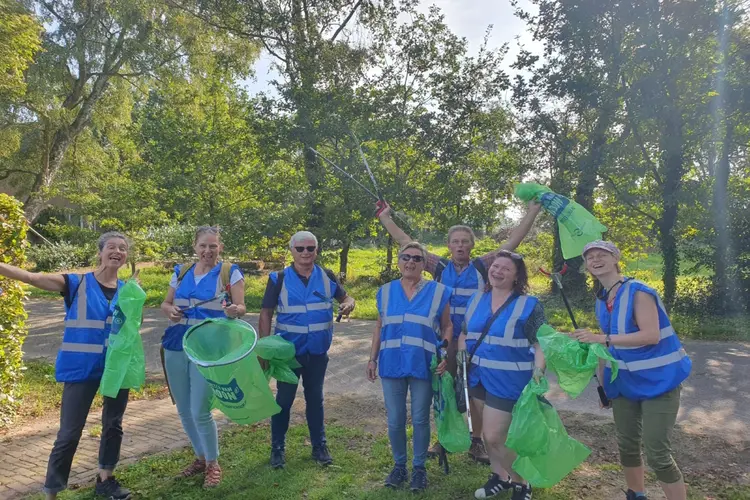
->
[[515, 182, 607, 259], [430, 356, 471, 453], [183, 318, 280, 425], [100, 279, 146, 398], [507, 378, 591, 488], [255, 335, 301, 385], [537, 324, 618, 399]]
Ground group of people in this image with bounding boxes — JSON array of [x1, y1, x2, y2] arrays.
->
[[0, 198, 691, 500]]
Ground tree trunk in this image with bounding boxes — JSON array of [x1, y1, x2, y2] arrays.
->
[[339, 239, 351, 283], [659, 110, 684, 311], [712, 119, 733, 312]]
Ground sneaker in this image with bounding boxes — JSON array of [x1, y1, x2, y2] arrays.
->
[[625, 490, 648, 500], [510, 482, 532, 500], [468, 438, 490, 465], [95, 476, 131, 500], [410, 466, 428, 492], [179, 458, 206, 478], [384, 464, 409, 488], [270, 447, 286, 469], [474, 473, 513, 498], [203, 463, 222, 489], [312, 444, 333, 466], [426, 441, 443, 459]]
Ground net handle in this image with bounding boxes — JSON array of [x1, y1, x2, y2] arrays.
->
[[183, 319, 259, 368]]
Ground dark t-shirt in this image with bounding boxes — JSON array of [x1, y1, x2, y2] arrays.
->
[[261, 266, 346, 309], [61, 274, 117, 309]]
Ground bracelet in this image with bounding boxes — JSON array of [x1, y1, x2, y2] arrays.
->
[[369, 359, 377, 364], [605, 334, 611, 347]]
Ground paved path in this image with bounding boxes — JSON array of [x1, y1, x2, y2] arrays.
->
[[2, 299, 749, 498]]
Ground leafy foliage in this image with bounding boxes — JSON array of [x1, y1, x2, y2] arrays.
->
[[0, 194, 28, 424]]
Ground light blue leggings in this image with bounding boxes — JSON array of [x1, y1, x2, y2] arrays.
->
[[164, 349, 219, 461]]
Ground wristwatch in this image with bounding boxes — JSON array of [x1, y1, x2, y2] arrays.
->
[[605, 334, 611, 348]]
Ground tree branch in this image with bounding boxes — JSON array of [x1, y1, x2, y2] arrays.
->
[[330, 0, 364, 43], [0, 168, 38, 181], [600, 172, 658, 222], [621, 75, 663, 186]]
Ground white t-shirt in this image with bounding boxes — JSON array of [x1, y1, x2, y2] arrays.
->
[[169, 268, 244, 289]]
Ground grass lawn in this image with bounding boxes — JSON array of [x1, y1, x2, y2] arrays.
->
[[23, 244, 749, 341], [21, 422, 750, 500]]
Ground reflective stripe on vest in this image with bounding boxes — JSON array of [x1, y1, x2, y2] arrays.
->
[[612, 348, 689, 372], [380, 336, 437, 354], [277, 270, 332, 314], [275, 321, 334, 334], [450, 306, 467, 315], [471, 355, 534, 371], [464, 295, 531, 346], [381, 280, 444, 330], [63, 280, 115, 329]]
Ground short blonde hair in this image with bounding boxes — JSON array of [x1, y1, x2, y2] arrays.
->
[[447, 225, 475, 245], [399, 241, 427, 261]]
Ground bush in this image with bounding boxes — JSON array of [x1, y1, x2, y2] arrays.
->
[[36, 218, 99, 246], [27, 241, 96, 272], [0, 194, 29, 426]]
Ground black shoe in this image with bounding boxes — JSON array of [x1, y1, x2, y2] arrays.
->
[[410, 466, 428, 492], [625, 490, 648, 500], [510, 482, 532, 500], [95, 476, 131, 500], [384, 464, 408, 488], [474, 473, 512, 498], [270, 447, 286, 469], [312, 443, 333, 466]]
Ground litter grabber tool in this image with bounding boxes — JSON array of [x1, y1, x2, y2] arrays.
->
[[312, 291, 343, 322], [308, 147, 379, 200], [435, 338, 450, 475], [348, 131, 385, 201], [179, 292, 229, 314], [538, 265, 610, 408], [461, 352, 472, 434]]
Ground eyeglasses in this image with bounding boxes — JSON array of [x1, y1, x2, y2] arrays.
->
[[399, 254, 424, 263], [294, 246, 317, 253]]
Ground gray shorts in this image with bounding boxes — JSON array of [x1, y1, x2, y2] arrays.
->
[[469, 384, 517, 413]]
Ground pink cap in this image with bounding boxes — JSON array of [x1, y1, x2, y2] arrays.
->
[[582, 240, 621, 260]]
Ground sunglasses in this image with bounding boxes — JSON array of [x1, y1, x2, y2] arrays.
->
[[294, 246, 317, 253], [399, 254, 424, 263]]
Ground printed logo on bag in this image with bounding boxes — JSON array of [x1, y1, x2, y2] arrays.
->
[[111, 308, 125, 335], [539, 192, 584, 236], [206, 378, 246, 406]]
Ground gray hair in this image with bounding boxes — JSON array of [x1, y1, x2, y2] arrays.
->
[[98, 231, 130, 251], [289, 231, 318, 249], [194, 226, 221, 244], [447, 225, 476, 245]]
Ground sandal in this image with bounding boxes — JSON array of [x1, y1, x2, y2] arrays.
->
[[179, 458, 206, 478], [203, 462, 222, 488]]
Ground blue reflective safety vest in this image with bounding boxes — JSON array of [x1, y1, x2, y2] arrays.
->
[[162, 262, 239, 351], [463, 292, 538, 401], [273, 265, 337, 356], [56, 273, 123, 383], [377, 279, 452, 380], [435, 258, 486, 340], [597, 279, 691, 401]]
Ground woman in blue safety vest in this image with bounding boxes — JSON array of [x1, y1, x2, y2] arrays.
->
[[0, 232, 133, 500], [160, 226, 246, 489], [572, 241, 691, 500], [367, 241, 453, 493], [377, 200, 542, 463], [458, 250, 546, 500]]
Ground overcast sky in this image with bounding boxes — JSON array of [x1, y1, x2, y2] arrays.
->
[[241, 0, 540, 96]]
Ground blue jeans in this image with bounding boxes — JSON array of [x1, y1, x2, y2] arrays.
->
[[164, 349, 219, 461], [271, 353, 329, 449], [381, 377, 433, 468]]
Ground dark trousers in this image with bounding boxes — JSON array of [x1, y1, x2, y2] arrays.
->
[[271, 353, 329, 449], [43, 380, 129, 494]]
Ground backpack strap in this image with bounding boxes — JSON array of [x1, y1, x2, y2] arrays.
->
[[176, 262, 196, 286], [434, 258, 450, 282], [472, 257, 489, 284], [220, 262, 232, 291]]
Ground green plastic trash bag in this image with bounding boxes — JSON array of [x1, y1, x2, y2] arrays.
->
[[515, 183, 607, 259], [537, 324, 618, 398], [183, 318, 280, 425], [507, 378, 591, 488], [255, 335, 301, 385], [430, 356, 471, 453], [100, 279, 146, 398]]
